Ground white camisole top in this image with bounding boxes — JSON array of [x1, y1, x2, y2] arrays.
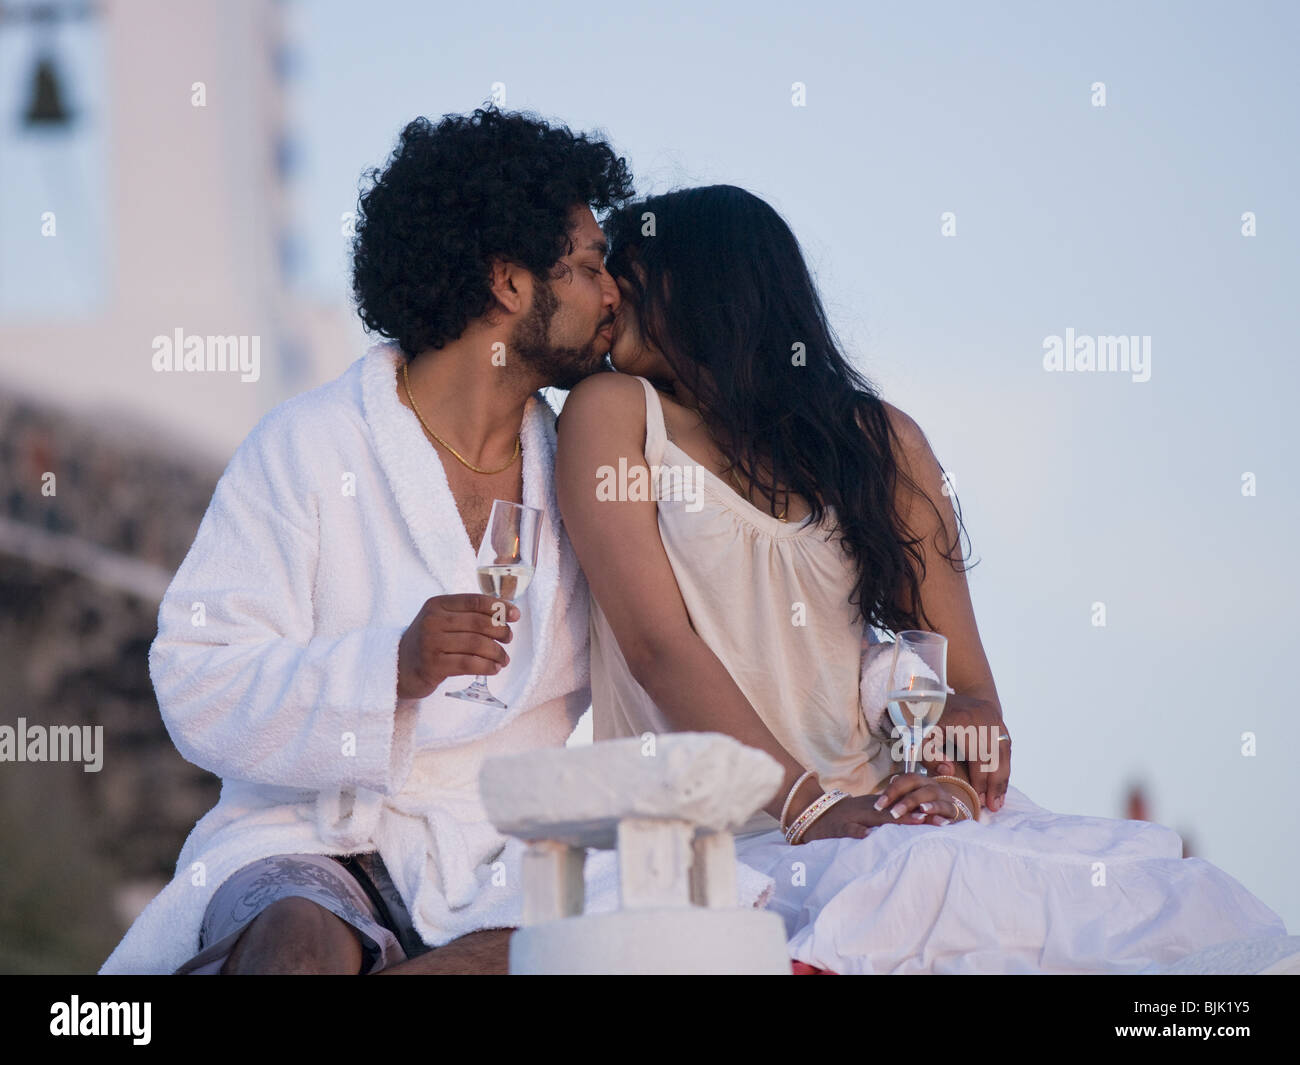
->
[[588, 375, 894, 836]]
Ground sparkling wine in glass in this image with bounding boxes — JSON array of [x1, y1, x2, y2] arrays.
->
[[885, 630, 948, 776], [445, 499, 542, 710]]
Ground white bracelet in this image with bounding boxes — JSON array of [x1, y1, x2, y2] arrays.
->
[[786, 789, 850, 844], [779, 770, 816, 833]]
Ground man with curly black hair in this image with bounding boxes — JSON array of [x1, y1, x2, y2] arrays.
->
[[353, 107, 634, 555], [101, 107, 634, 977], [353, 108, 632, 384]]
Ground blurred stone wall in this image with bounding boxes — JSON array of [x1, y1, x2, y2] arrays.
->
[[0, 390, 223, 973]]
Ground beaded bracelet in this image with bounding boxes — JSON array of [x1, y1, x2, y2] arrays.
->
[[933, 775, 981, 822], [786, 789, 850, 844], [779, 770, 816, 834], [785, 792, 829, 844]]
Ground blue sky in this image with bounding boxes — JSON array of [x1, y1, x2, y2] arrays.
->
[[281, 0, 1299, 927]]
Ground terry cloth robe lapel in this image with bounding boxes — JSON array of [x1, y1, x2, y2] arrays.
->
[[315, 341, 590, 927]]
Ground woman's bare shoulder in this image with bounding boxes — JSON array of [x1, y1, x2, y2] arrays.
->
[[872, 398, 921, 441], [557, 372, 646, 428], [861, 398, 930, 464], [555, 373, 653, 465]]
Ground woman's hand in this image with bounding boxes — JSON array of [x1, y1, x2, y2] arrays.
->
[[797, 775, 953, 842], [935, 691, 1011, 812], [869, 770, 971, 826]]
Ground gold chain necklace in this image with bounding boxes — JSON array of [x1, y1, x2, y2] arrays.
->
[[718, 454, 789, 522], [703, 421, 789, 522], [402, 361, 521, 475]]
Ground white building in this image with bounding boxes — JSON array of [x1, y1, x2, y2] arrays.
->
[[0, 0, 354, 460]]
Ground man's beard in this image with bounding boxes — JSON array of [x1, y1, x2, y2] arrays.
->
[[510, 281, 605, 390]]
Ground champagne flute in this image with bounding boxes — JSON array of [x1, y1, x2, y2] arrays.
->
[[885, 630, 949, 776], [445, 499, 542, 709]]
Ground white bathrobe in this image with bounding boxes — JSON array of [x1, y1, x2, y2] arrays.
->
[[100, 340, 599, 973]]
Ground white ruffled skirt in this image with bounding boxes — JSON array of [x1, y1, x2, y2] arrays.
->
[[732, 784, 1289, 974]]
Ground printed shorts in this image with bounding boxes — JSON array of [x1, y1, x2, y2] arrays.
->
[[173, 851, 431, 974]]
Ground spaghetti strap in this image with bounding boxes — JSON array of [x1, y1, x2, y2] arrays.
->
[[635, 375, 668, 467]]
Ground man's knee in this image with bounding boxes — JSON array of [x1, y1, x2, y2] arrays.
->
[[221, 896, 364, 974]]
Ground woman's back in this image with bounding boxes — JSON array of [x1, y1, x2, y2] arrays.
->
[[589, 375, 894, 834]]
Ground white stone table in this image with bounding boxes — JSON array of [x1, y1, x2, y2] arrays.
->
[[479, 731, 792, 974]]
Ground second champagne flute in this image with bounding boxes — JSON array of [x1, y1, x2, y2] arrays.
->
[[885, 630, 949, 776]]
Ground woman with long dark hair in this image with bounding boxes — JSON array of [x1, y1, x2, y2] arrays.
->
[[554, 185, 1290, 973]]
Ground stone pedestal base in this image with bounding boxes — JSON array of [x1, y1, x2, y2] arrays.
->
[[509, 907, 791, 975]]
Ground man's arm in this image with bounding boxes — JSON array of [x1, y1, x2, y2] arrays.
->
[[151, 428, 415, 794]]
